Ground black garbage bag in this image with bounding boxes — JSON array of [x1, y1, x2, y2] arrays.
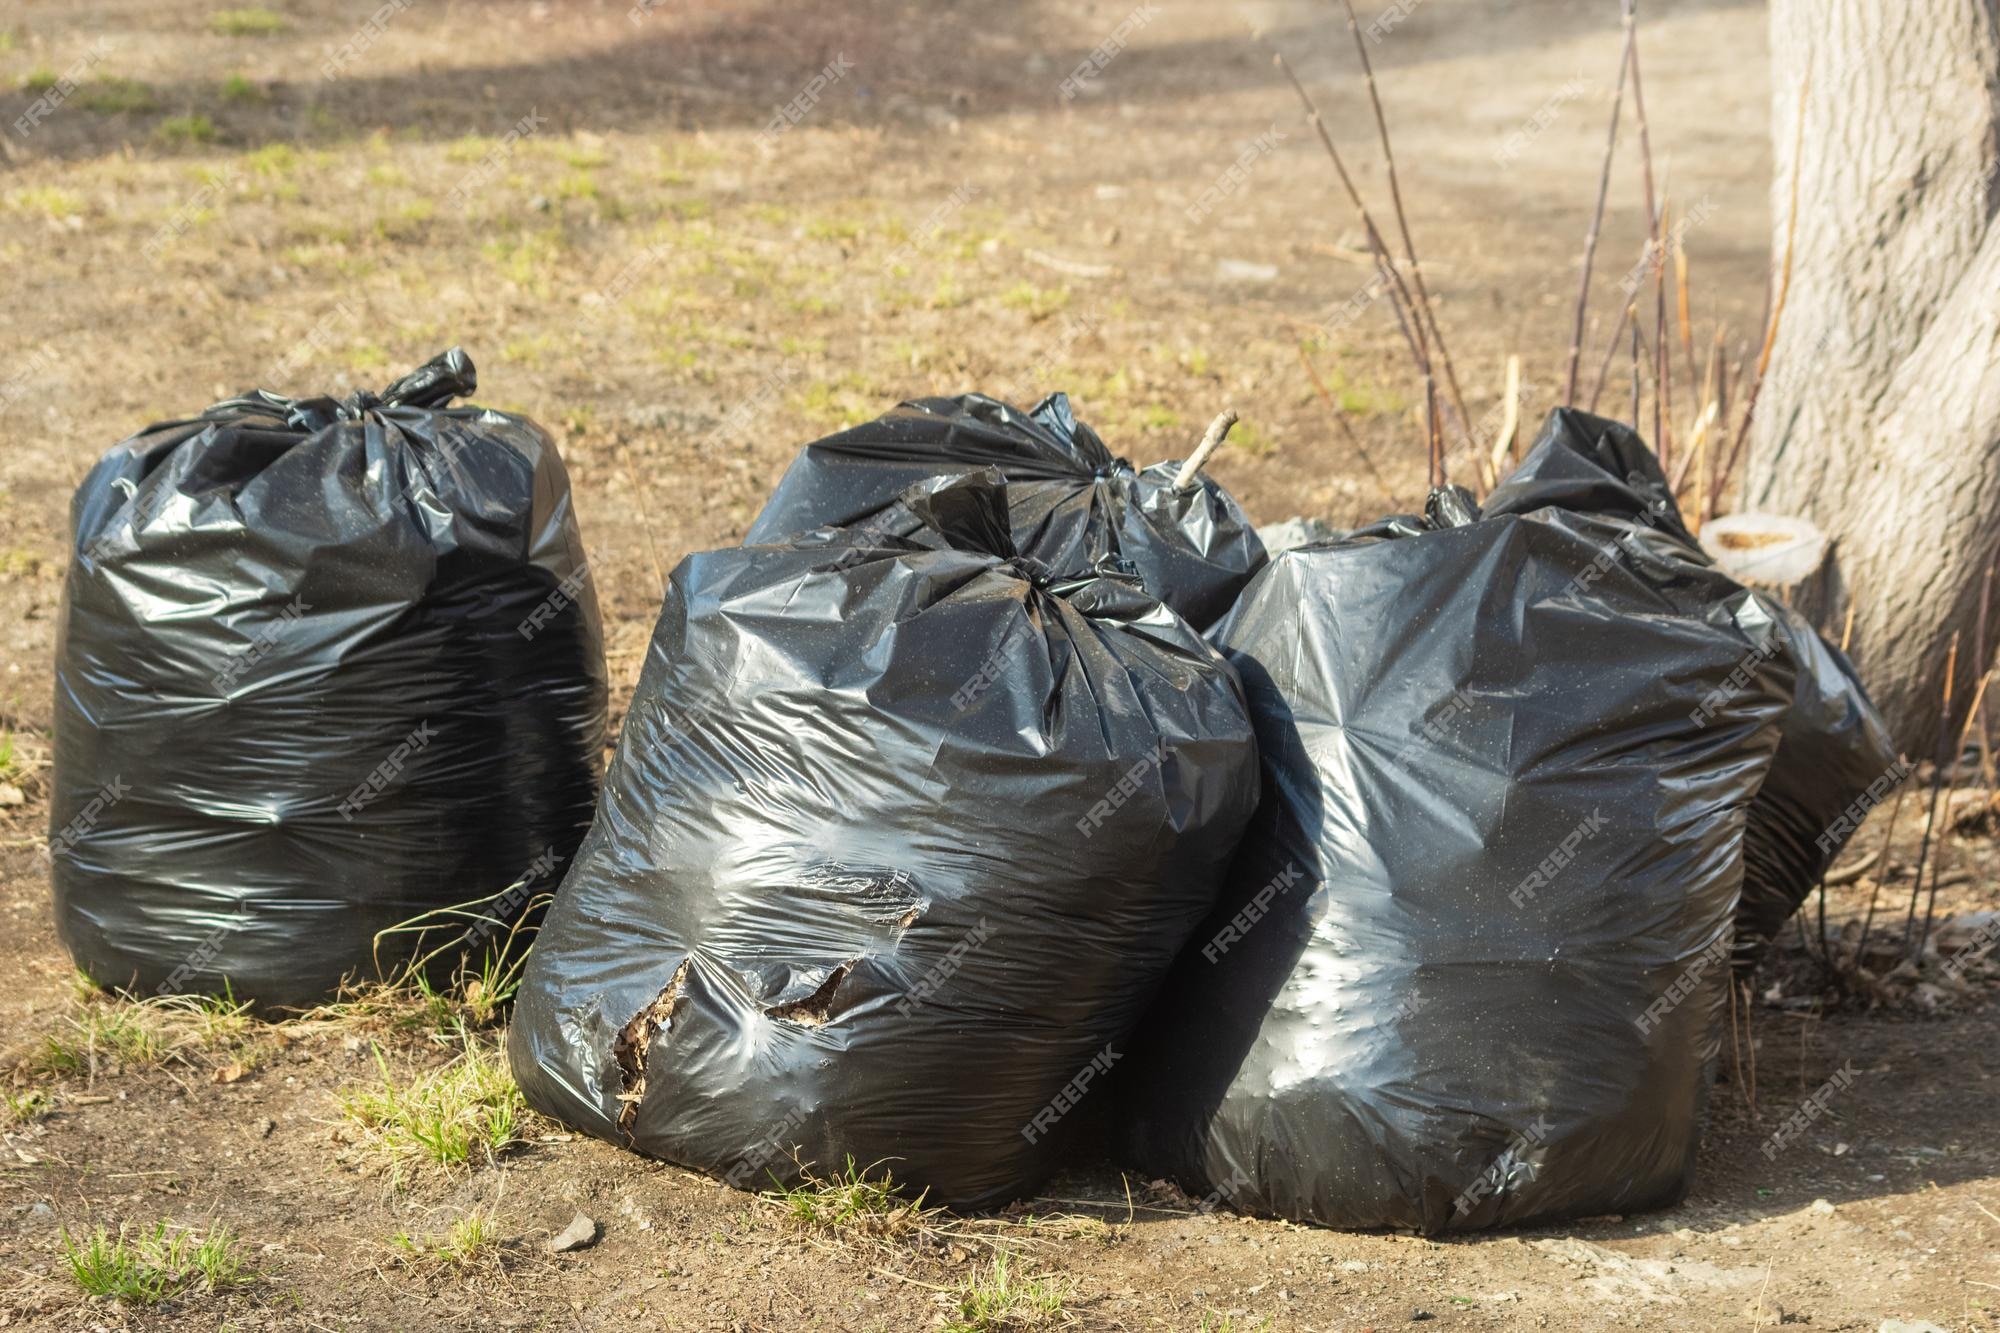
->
[[742, 392, 1265, 629], [1118, 408, 1795, 1232], [50, 349, 607, 1009], [510, 471, 1260, 1209], [1482, 410, 1900, 965]]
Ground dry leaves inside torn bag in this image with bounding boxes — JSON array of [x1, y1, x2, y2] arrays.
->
[[510, 471, 1260, 1209]]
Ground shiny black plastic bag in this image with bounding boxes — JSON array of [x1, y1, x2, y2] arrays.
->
[[511, 472, 1259, 1209], [1118, 408, 1794, 1232], [1483, 411, 1899, 965], [50, 349, 607, 1009], [742, 392, 1265, 629]]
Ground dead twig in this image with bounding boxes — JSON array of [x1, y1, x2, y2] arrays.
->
[[1262, 36, 1437, 475], [1901, 633, 1960, 957], [1565, 14, 1635, 405], [1336, 0, 1472, 453], [1298, 341, 1398, 505], [1174, 411, 1239, 492], [1712, 74, 1808, 513]]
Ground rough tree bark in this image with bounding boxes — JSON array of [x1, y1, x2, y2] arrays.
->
[[1747, 0, 2000, 759]]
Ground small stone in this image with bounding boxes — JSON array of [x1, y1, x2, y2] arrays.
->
[[1810, 1198, 1836, 1216], [547, 1212, 599, 1253], [256, 1117, 276, 1138], [1411, 1308, 1434, 1322], [0, 782, 25, 806]]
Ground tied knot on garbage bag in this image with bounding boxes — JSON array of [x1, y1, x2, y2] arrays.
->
[[744, 390, 1265, 629], [50, 348, 606, 1009]]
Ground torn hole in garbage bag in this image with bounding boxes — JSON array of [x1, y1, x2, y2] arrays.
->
[[765, 962, 857, 1028], [614, 959, 689, 1133]]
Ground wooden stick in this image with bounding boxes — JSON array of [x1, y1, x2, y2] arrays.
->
[[1488, 353, 1522, 481], [1565, 14, 1636, 405], [1336, 0, 1473, 451], [1174, 411, 1239, 492]]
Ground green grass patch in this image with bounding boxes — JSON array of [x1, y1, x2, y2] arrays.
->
[[1228, 419, 1278, 457], [945, 1251, 1069, 1331], [157, 114, 218, 146], [14, 985, 257, 1080], [338, 1034, 524, 1172], [762, 1157, 930, 1237], [21, 66, 56, 93], [219, 73, 265, 102], [77, 78, 160, 114], [209, 8, 287, 36], [390, 1208, 502, 1270], [1000, 282, 1071, 321], [60, 1221, 259, 1305], [243, 143, 300, 176]]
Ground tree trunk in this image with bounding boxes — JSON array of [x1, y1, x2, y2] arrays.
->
[[1747, 0, 2000, 760]]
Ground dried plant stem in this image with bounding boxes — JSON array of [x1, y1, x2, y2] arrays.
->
[[1740, 978, 1759, 1118], [1851, 778, 1910, 971], [1901, 632, 1960, 956], [1675, 230, 1696, 388], [1298, 342, 1399, 506], [1713, 76, 1808, 514], [1174, 411, 1239, 492], [1586, 298, 1635, 413], [1266, 39, 1441, 470], [1265, 42, 1431, 369], [1425, 373, 1441, 489], [1726, 976, 1748, 1114], [1981, 552, 2000, 797], [1336, 0, 1472, 451], [1565, 14, 1636, 405], [1621, 2, 1665, 464], [616, 445, 669, 594], [1628, 307, 1645, 427], [1918, 664, 1996, 957], [1488, 353, 1523, 482]]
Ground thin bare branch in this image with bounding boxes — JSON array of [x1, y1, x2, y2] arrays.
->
[[1565, 15, 1635, 404]]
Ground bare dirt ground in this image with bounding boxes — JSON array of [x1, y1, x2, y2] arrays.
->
[[1, 0, 1996, 1328]]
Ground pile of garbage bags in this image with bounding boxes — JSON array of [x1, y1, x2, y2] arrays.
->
[[49, 360, 1897, 1230], [510, 472, 1259, 1208], [49, 350, 606, 1008]]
